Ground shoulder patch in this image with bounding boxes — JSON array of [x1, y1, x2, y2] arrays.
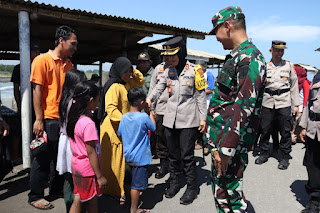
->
[[238, 60, 250, 79]]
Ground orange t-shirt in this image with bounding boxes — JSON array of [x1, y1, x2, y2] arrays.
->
[[30, 50, 73, 120]]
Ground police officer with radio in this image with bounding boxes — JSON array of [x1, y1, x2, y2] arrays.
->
[[147, 36, 207, 205]]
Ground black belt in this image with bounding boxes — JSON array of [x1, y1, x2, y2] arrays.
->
[[265, 88, 290, 96], [309, 110, 320, 121]]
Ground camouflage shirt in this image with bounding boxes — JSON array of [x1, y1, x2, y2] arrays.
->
[[207, 39, 266, 157]]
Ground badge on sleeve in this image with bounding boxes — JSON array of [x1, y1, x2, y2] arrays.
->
[[194, 64, 208, 90], [312, 83, 320, 88]]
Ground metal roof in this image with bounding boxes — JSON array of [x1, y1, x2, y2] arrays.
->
[[0, 0, 206, 64], [149, 44, 225, 65], [296, 63, 318, 72]]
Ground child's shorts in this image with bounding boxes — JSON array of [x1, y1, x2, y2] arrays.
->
[[125, 165, 148, 190], [73, 175, 102, 202]]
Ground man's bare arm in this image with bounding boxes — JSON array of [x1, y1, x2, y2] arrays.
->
[[32, 83, 44, 136]]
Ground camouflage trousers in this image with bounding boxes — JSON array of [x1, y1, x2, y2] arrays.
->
[[211, 152, 248, 213]]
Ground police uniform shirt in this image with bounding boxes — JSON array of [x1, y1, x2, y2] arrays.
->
[[148, 62, 169, 116], [300, 72, 320, 141], [262, 60, 299, 109], [148, 61, 207, 129]]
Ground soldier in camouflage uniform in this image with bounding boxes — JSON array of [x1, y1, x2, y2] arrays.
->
[[207, 6, 266, 212]]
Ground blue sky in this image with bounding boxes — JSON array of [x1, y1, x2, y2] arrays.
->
[[26, 0, 320, 70]]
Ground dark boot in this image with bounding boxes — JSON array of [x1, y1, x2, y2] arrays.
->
[[255, 151, 268, 165], [301, 199, 320, 213], [165, 178, 179, 198], [155, 158, 169, 179], [278, 154, 290, 170], [180, 187, 197, 205]]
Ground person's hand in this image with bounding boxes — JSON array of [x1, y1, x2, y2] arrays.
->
[[213, 150, 231, 176], [0, 118, 9, 137], [299, 129, 306, 143], [293, 106, 299, 116], [33, 119, 44, 137], [97, 176, 108, 189], [198, 120, 206, 133], [146, 98, 152, 108]]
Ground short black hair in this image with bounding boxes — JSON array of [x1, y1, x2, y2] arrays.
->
[[229, 18, 246, 31], [127, 87, 146, 106], [54, 25, 77, 47]]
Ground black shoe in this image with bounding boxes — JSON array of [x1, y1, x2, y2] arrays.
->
[[301, 200, 320, 213], [180, 188, 197, 205], [165, 180, 179, 198], [255, 154, 268, 165], [278, 155, 290, 170], [270, 149, 279, 157], [155, 158, 169, 179]]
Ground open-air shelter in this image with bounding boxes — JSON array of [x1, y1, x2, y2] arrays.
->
[[0, 0, 208, 167]]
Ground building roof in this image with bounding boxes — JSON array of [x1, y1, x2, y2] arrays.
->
[[296, 63, 318, 72], [149, 44, 225, 65], [0, 0, 206, 64]]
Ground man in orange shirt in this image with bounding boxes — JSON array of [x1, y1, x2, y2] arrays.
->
[[28, 25, 77, 210]]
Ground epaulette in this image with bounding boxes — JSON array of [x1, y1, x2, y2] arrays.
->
[[188, 61, 197, 67], [154, 62, 166, 71]]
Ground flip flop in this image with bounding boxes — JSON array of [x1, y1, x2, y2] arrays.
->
[[119, 195, 126, 205], [138, 209, 150, 213], [29, 198, 54, 210]]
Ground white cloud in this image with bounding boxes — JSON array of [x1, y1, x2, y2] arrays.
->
[[248, 20, 320, 42]]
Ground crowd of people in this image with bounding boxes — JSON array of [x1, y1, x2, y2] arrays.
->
[[0, 5, 319, 213]]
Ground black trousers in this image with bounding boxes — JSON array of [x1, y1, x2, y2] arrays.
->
[[164, 127, 198, 188], [28, 119, 64, 203], [304, 136, 320, 198], [260, 106, 293, 154], [271, 117, 280, 150], [155, 114, 169, 159]]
